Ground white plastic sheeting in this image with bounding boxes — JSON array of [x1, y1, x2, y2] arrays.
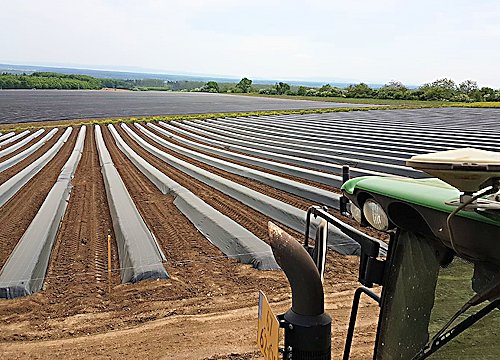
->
[[0, 130, 30, 147], [0, 132, 15, 142], [137, 123, 340, 209], [0, 127, 72, 208], [219, 116, 430, 155], [95, 125, 168, 283], [122, 124, 363, 255], [0, 129, 44, 158], [0, 127, 86, 299], [110, 124, 278, 270], [0, 128, 59, 173], [256, 113, 500, 151]]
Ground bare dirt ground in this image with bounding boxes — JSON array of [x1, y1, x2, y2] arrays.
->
[[0, 126, 379, 359]]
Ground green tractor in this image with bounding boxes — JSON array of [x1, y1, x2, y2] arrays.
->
[[259, 148, 500, 359]]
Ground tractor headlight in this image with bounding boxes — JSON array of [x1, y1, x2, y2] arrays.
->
[[350, 203, 362, 224], [363, 199, 389, 231]]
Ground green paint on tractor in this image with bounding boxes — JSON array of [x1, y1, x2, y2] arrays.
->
[[342, 176, 500, 227]]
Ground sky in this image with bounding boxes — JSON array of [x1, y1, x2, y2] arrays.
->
[[1, 0, 499, 87]]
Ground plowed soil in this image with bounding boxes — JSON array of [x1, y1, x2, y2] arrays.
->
[[0, 125, 378, 359], [115, 124, 302, 242]]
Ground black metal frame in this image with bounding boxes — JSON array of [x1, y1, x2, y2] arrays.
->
[[304, 205, 391, 360], [339, 165, 350, 215], [414, 300, 500, 359], [343, 287, 381, 360], [304, 206, 385, 287]]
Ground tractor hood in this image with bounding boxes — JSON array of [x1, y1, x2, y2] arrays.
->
[[342, 176, 500, 358], [342, 176, 500, 227], [342, 176, 500, 265]]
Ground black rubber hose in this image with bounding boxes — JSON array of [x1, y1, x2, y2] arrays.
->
[[268, 222, 324, 316]]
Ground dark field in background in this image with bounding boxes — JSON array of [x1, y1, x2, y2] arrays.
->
[[0, 90, 364, 124]]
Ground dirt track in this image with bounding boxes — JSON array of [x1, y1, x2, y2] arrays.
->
[[0, 125, 378, 359], [43, 128, 120, 315]]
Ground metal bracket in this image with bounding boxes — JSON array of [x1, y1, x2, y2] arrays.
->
[[413, 300, 500, 359], [339, 165, 350, 216], [277, 314, 293, 358], [343, 287, 381, 360], [304, 205, 386, 287]]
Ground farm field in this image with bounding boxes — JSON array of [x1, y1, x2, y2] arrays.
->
[[0, 90, 369, 124], [0, 107, 499, 359]]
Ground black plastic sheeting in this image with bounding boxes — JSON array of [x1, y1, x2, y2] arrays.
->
[[122, 124, 361, 256], [0, 128, 70, 207], [109, 125, 278, 270], [155, 122, 343, 187], [254, 113, 500, 151], [0, 127, 85, 299], [173, 120, 419, 177], [194, 119, 411, 165], [0, 129, 44, 158], [0, 128, 59, 173], [203, 117, 416, 159], [137, 123, 340, 210], [95, 125, 168, 283], [220, 115, 429, 155], [161, 121, 385, 179]]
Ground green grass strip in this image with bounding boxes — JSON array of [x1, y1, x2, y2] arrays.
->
[[237, 93, 500, 108], [449, 101, 500, 108]]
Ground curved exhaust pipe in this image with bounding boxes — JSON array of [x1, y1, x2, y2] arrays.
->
[[268, 222, 324, 315], [268, 222, 332, 359]]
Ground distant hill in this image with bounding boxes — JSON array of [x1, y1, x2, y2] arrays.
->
[[0, 63, 235, 82], [0, 63, 382, 88]]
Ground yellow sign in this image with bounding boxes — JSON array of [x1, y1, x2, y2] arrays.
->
[[257, 291, 280, 360]]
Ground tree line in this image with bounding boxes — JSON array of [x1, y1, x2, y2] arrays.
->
[[201, 78, 499, 102], [0, 72, 103, 90], [1, 72, 498, 102], [0, 72, 170, 91]]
